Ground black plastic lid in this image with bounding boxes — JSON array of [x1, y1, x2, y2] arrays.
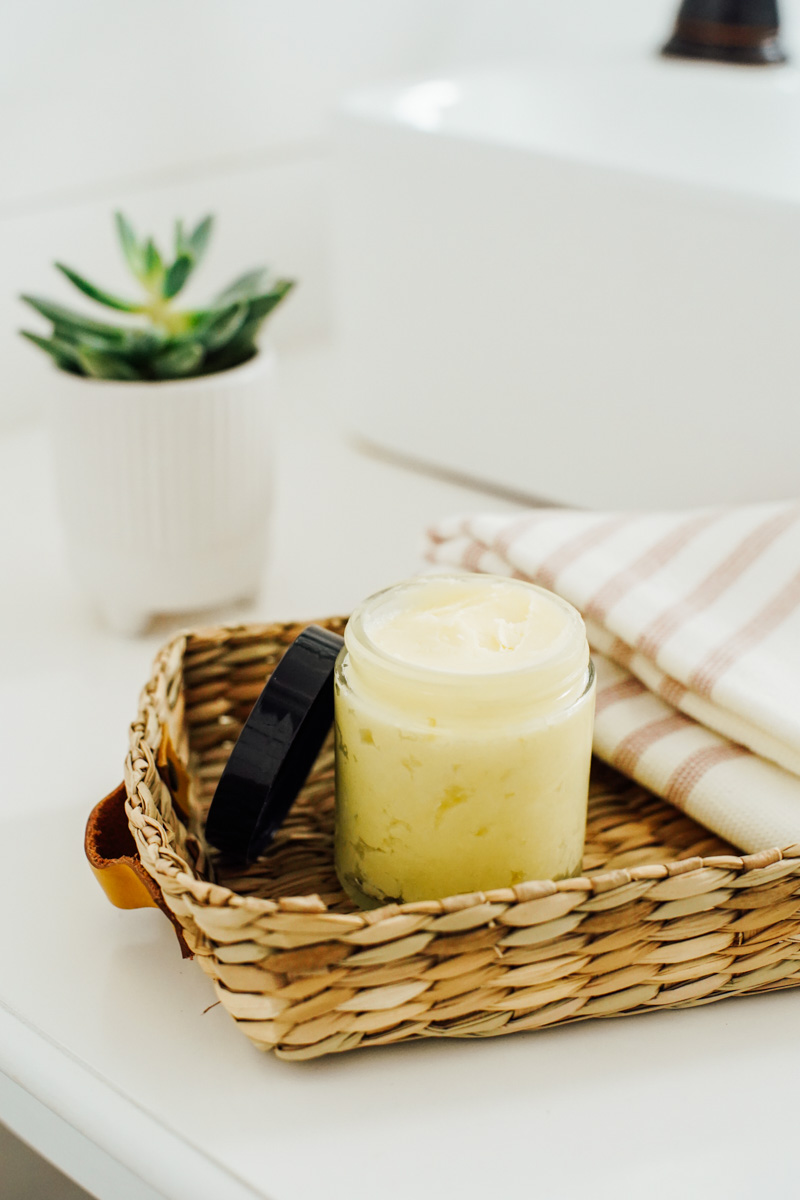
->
[[205, 624, 344, 863]]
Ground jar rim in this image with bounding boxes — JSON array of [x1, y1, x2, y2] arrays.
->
[[344, 573, 590, 710]]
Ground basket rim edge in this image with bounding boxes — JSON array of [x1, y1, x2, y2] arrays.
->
[[126, 618, 800, 925]]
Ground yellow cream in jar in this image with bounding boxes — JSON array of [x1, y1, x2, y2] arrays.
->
[[334, 574, 595, 907]]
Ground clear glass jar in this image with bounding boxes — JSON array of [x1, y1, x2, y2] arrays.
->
[[334, 574, 595, 908]]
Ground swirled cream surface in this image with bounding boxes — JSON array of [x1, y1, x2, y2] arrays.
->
[[364, 576, 575, 673]]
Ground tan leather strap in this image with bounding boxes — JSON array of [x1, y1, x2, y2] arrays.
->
[[85, 782, 192, 958]]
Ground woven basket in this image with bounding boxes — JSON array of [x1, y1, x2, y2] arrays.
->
[[102, 618, 800, 1060]]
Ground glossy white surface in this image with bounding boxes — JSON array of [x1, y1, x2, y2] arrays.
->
[[349, 62, 800, 201], [3, 344, 800, 1200], [333, 59, 800, 509]]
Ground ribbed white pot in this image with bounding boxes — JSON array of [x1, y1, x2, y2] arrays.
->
[[49, 351, 275, 634]]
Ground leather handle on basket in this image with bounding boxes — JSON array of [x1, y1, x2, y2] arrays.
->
[[85, 784, 192, 958]]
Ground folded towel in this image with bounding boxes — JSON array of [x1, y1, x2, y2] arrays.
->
[[425, 502, 800, 853]]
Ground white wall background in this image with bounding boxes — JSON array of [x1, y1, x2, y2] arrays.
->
[[1, 0, 462, 425], [3, 0, 796, 426]]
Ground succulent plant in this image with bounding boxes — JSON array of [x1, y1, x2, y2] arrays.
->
[[19, 213, 295, 381]]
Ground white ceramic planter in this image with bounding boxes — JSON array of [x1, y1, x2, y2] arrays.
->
[[49, 351, 275, 634]]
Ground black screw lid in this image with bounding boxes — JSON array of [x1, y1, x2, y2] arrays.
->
[[205, 624, 344, 863]]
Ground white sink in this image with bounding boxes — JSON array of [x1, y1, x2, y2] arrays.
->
[[331, 60, 800, 508]]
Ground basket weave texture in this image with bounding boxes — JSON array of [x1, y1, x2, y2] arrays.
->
[[125, 618, 800, 1060]]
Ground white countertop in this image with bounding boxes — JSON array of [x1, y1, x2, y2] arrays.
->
[[2, 343, 800, 1200]]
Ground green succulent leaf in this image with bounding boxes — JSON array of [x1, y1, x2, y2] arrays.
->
[[23, 213, 293, 383], [151, 341, 205, 379], [20, 294, 130, 342], [174, 218, 188, 258], [62, 331, 121, 355], [20, 330, 84, 373], [55, 264, 142, 313], [222, 313, 260, 348], [142, 239, 163, 286], [162, 253, 194, 300], [114, 212, 142, 278], [246, 280, 295, 321], [189, 215, 213, 265], [76, 347, 142, 380], [196, 302, 249, 351], [125, 328, 167, 362], [203, 341, 257, 376], [214, 268, 272, 306], [203, 315, 262, 374]]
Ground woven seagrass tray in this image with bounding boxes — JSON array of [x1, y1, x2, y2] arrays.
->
[[94, 617, 800, 1061]]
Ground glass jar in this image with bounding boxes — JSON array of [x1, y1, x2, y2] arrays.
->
[[334, 574, 595, 908]]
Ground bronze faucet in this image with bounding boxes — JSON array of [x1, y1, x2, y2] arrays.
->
[[662, 0, 786, 64]]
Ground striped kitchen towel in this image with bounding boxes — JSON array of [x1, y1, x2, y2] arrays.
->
[[425, 502, 800, 853]]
